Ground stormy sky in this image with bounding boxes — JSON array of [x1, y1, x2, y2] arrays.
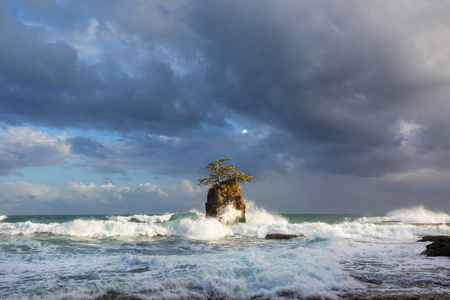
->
[[1, 0, 450, 215]]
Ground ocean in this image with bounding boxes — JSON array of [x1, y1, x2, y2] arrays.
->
[[0, 203, 449, 299]]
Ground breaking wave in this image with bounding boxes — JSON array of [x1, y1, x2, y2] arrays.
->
[[1, 204, 449, 300], [0, 203, 449, 241], [108, 213, 174, 223]]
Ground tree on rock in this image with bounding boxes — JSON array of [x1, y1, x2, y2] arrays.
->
[[199, 158, 253, 223], [198, 158, 253, 188]]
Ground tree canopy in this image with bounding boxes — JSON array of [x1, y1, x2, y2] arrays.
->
[[198, 158, 253, 187]]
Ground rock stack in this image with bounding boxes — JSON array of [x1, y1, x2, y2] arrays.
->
[[205, 179, 246, 224]]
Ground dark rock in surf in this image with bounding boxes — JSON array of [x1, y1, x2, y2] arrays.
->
[[417, 236, 449, 242], [205, 179, 246, 224], [265, 234, 299, 240], [420, 236, 450, 257]]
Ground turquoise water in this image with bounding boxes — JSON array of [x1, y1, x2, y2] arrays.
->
[[0, 205, 449, 299], [4, 213, 367, 225], [282, 214, 375, 224]]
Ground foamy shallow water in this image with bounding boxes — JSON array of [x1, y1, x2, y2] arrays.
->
[[0, 203, 449, 299]]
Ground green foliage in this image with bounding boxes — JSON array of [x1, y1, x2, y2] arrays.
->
[[198, 158, 253, 187]]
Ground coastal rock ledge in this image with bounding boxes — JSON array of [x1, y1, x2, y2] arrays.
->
[[205, 179, 246, 224], [418, 236, 450, 257]]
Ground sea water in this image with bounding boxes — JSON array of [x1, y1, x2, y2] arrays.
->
[[0, 203, 449, 299]]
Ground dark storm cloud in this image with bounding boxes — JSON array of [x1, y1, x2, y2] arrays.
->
[[0, 0, 212, 134], [1, 0, 450, 182], [67, 136, 106, 159], [186, 1, 450, 177]]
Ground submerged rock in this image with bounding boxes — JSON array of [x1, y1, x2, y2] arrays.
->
[[205, 179, 246, 224], [265, 234, 299, 239], [419, 236, 450, 257]]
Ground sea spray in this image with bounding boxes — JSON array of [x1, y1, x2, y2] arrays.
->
[[245, 200, 289, 225], [216, 203, 243, 225], [385, 205, 450, 223]]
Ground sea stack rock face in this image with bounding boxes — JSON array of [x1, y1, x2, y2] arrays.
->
[[205, 179, 246, 223]]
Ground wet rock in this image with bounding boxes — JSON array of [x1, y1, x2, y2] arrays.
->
[[420, 236, 450, 257], [205, 179, 246, 223], [417, 235, 449, 242], [265, 234, 299, 239]]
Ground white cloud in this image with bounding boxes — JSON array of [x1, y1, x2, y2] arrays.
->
[[395, 119, 423, 154], [0, 126, 71, 175], [67, 181, 130, 203], [86, 19, 100, 41], [0, 179, 203, 215], [0, 181, 59, 200], [275, 153, 304, 173], [169, 179, 203, 195], [148, 134, 181, 144], [136, 182, 168, 197]]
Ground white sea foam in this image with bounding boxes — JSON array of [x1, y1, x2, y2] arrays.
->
[[232, 203, 450, 240], [115, 241, 363, 299], [0, 210, 232, 240], [0, 205, 449, 241], [385, 205, 450, 223], [1, 239, 363, 300], [216, 203, 243, 224], [245, 200, 289, 225], [108, 213, 174, 223], [1, 205, 450, 300], [0, 215, 6, 222]]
